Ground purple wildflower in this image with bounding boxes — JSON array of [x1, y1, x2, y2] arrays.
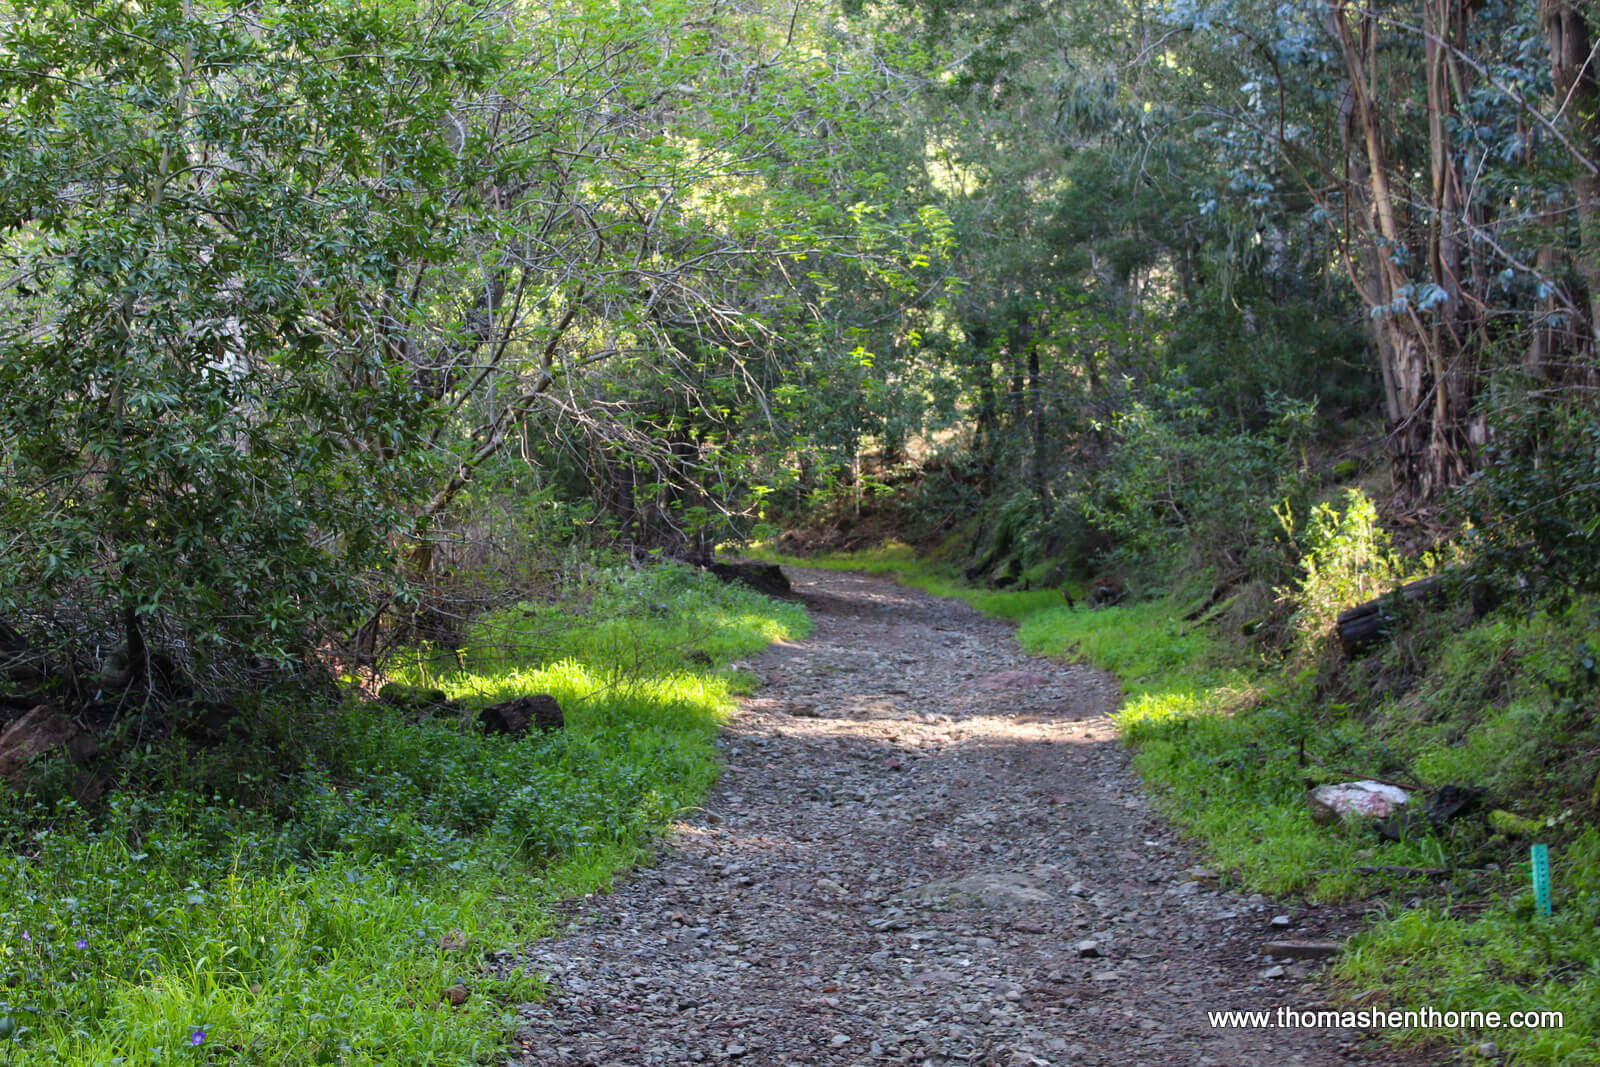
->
[[190, 1028, 206, 1046], [20, 930, 29, 942], [75, 938, 89, 950]]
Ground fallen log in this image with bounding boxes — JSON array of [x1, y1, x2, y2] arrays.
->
[[1335, 571, 1501, 657], [1334, 576, 1448, 656], [479, 694, 564, 736], [707, 559, 792, 599]]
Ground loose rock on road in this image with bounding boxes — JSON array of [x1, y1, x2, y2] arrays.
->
[[511, 568, 1411, 1065]]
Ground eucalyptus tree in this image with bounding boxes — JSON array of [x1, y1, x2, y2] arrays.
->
[[1168, 0, 1600, 503]]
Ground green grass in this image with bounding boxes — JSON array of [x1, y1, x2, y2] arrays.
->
[[760, 542, 1598, 1061], [747, 540, 1072, 620], [1335, 826, 1600, 1064], [0, 563, 809, 1064], [988, 597, 1454, 900]]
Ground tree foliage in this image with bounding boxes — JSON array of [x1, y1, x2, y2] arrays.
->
[[0, 0, 503, 677], [3, 0, 1599, 690]]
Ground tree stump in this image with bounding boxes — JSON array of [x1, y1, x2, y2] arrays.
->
[[479, 694, 564, 736], [0, 705, 81, 782]]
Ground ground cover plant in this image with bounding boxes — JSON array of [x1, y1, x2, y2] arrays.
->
[[0, 565, 807, 1064]]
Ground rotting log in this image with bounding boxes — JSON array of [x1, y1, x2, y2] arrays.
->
[[1335, 576, 1448, 656], [479, 694, 564, 736], [707, 559, 792, 599]]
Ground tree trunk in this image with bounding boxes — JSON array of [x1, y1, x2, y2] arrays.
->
[[1327, 0, 1479, 503], [1026, 331, 1054, 521], [1543, 0, 1600, 351], [971, 322, 998, 470]]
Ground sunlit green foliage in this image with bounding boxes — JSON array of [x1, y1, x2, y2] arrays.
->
[[0, 566, 806, 1062]]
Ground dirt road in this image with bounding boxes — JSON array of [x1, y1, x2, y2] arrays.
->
[[512, 568, 1407, 1066]]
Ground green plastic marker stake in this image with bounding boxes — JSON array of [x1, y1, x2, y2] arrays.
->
[[1531, 844, 1552, 917]]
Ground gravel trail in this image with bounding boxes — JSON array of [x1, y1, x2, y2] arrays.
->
[[510, 568, 1411, 1066]]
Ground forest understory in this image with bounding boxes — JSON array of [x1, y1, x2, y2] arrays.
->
[[5, 0, 1600, 1061]]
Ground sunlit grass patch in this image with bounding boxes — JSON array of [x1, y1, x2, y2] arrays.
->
[[0, 564, 807, 1064], [0, 794, 543, 1064], [1004, 598, 1454, 897]]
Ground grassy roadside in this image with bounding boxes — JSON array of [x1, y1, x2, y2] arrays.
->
[[753, 542, 1600, 1063], [0, 564, 808, 1064]]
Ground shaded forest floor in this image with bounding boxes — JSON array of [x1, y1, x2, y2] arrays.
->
[[508, 568, 1423, 1065]]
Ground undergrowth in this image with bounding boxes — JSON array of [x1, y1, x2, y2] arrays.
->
[[0, 564, 808, 1064]]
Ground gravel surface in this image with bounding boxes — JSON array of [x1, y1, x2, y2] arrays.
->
[[508, 568, 1421, 1066]]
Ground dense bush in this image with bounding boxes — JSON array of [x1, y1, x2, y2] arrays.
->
[[1275, 488, 1403, 655], [1461, 394, 1600, 601], [1073, 384, 1296, 581], [0, 0, 505, 680]]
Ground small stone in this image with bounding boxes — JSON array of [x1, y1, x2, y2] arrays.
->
[[898, 871, 1052, 907], [1269, 914, 1292, 928], [440, 984, 470, 1006], [1261, 965, 1286, 979], [1073, 940, 1102, 958], [830, 1033, 851, 1047]]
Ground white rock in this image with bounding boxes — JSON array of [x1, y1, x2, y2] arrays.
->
[[1307, 781, 1411, 824]]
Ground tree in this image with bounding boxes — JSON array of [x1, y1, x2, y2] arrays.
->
[[0, 0, 509, 687], [0, 0, 950, 687]]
